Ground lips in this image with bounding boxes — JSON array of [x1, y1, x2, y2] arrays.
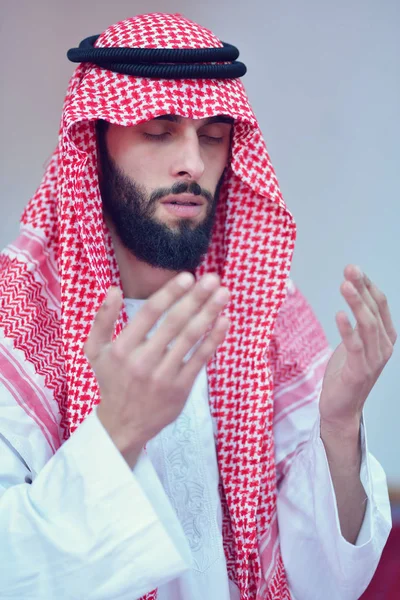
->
[[160, 196, 204, 218], [161, 193, 205, 207]]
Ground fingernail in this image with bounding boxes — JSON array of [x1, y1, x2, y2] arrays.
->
[[102, 294, 110, 309], [176, 272, 194, 289], [103, 286, 121, 307], [201, 274, 219, 290], [215, 288, 230, 304]]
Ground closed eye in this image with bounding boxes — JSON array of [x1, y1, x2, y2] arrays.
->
[[200, 135, 223, 144], [143, 132, 171, 141]]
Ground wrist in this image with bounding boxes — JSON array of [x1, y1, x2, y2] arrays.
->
[[320, 416, 362, 468], [319, 412, 362, 441], [96, 406, 144, 469], [110, 433, 143, 470], [119, 445, 142, 470]]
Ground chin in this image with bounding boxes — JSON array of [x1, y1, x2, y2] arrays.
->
[[156, 214, 203, 230]]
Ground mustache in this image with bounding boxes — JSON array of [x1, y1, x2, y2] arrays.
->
[[149, 181, 214, 206]]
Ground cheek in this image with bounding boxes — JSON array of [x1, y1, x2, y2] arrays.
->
[[136, 153, 170, 191], [113, 145, 166, 189], [203, 149, 229, 190], [105, 127, 160, 188]]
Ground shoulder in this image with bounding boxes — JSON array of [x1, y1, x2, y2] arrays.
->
[[0, 229, 63, 467]]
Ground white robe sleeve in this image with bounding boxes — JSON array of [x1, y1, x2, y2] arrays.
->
[[0, 408, 192, 600], [276, 413, 392, 600]]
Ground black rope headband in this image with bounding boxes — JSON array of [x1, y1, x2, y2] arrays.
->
[[67, 34, 247, 79]]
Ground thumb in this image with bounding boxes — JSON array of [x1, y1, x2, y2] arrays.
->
[[84, 286, 123, 362]]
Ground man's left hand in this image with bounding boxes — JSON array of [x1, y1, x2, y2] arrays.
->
[[319, 264, 397, 434]]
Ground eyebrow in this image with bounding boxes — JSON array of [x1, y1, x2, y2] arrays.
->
[[153, 114, 234, 126]]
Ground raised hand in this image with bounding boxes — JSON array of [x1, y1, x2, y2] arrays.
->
[[85, 272, 230, 467], [319, 264, 397, 433]]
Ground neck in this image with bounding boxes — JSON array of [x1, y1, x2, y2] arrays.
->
[[107, 220, 180, 299]]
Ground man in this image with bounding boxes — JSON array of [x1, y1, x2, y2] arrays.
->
[[0, 12, 395, 600]]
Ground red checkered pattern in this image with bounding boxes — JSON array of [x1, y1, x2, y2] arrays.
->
[[0, 13, 304, 599]]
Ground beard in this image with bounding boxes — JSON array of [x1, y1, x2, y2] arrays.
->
[[97, 130, 224, 272]]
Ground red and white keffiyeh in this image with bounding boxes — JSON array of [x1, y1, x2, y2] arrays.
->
[[0, 13, 330, 600]]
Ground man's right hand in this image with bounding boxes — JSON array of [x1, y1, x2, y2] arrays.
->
[[84, 272, 230, 468]]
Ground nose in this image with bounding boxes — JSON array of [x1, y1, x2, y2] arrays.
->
[[170, 134, 205, 181]]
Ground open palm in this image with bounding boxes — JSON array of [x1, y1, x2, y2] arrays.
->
[[319, 265, 397, 428]]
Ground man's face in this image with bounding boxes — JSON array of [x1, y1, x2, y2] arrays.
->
[[97, 115, 233, 271]]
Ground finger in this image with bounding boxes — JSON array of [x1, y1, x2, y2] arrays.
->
[[84, 286, 123, 362], [364, 275, 397, 346], [155, 285, 230, 375], [345, 265, 379, 318], [345, 265, 390, 350], [345, 265, 395, 359], [335, 310, 369, 376], [143, 274, 226, 365], [178, 315, 230, 389], [115, 271, 195, 353], [340, 280, 380, 364]]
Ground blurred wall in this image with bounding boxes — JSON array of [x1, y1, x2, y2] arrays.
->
[[1, 0, 399, 484]]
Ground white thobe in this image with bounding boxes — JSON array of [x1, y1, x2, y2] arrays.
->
[[0, 298, 391, 600]]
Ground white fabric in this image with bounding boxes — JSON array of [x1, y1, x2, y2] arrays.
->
[[0, 299, 391, 600]]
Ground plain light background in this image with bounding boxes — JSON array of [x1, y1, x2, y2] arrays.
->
[[1, 0, 399, 484]]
